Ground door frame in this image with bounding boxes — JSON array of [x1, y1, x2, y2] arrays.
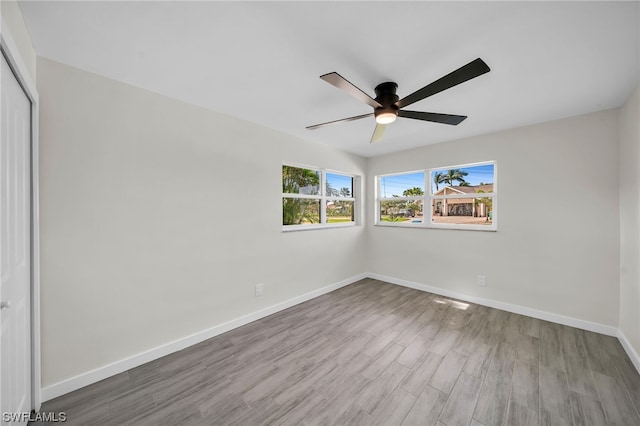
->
[[1, 19, 41, 411]]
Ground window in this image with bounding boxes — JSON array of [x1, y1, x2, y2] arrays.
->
[[282, 165, 357, 230], [376, 162, 496, 230], [378, 172, 425, 224]]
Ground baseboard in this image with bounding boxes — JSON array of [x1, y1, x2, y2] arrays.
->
[[42, 271, 640, 401], [617, 330, 640, 375], [41, 273, 367, 402], [366, 272, 619, 337]]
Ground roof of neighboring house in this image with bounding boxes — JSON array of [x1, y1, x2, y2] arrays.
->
[[434, 184, 494, 196]]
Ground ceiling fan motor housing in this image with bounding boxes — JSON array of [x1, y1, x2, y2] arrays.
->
[[374, 82, 399, 120]]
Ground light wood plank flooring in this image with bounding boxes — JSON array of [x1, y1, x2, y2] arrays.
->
[[33, 279, 640, 425]]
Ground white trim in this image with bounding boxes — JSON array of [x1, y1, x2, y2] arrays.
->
[[283, 222, 358, 232], [373, 222, 497, 232], [41, 273, 367, 402], [280, 193, 323, 200], [1, 18, 42, 411], [617, 330, 640, 375], [375, 161, 497, 231], [367, 273, 619, 337], [282, 164, 359, 230], [0, 20, 37, 99]]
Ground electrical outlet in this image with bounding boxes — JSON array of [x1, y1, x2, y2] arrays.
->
[[255, 283, 264, 297], [477, 275, 486, 287]]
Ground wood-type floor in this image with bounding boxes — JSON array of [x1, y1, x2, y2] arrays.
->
[[33, 279, 640, 425]]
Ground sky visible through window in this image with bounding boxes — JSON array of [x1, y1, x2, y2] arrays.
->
[[379, 164, 494, 197], [326, 173, 353, 196]]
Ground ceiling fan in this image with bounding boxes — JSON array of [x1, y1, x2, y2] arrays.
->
[[306, 58, 490, 143]]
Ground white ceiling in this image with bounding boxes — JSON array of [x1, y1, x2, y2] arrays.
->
[[18, 1, 640, 157]]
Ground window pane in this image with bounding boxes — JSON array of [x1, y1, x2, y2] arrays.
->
[[282, 165, 320, 195], [326, 173, 353, 198], [431, 197, 493, 225], [431, 164, 494, 195], [379, 172, 425, 198], [380, 199, 424, 223], [282, 198, 321, 225], [326, 200, 354, 223]]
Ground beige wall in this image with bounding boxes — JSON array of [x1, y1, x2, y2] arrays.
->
[[367, 110, 621, 327], [619, 84, 640, 356], [1, 0, 36, 81], [37, 58, 367, 387]]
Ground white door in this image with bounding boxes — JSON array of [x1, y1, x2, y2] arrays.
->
[[1, 52, 32, 424]]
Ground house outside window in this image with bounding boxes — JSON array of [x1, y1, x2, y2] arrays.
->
[[376, 162, 496, 231], [282, 164, 358, 230]]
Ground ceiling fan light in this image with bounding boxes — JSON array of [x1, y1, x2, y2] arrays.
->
[[376, 111, 397, 125]]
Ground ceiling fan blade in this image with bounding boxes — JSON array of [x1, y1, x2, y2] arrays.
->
[[398, 110, 467, 125], [306, 113, 373, 130], [320, 72, 382, 109], [396, 58, 490, 109], [370, 123, 386, 143]]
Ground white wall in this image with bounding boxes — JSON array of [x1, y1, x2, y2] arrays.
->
[[37, 57, 367, 388], [0, 0, 36, 81], [619, 84, 640, 358], [367, 110, 621, 327], [35, 53, 636, 390]]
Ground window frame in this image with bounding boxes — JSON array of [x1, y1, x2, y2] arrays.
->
[[375, 161, 497, 231], [282, 163, 359, 232]]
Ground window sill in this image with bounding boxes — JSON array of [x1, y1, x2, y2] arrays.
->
[[374, 222, 497, 232], [283, 222, 358, 232]]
